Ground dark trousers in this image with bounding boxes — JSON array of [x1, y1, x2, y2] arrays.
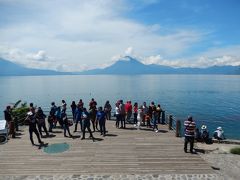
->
[[106, 111, 111, 120], [99, 120, 106, 135], [121, 114, 126, 128], [115, 114, 120, 128], [29, 124, 42, 145], [82, 121, 94, 139], [74, 119, 82, 132], [63, 124, 72, 137], [184, 136, 194, 152], [133, 113, 138, 124], [37, 123, 49, 137]]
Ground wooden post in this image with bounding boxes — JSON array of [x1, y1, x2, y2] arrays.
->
[[161, 111, 165, 124], [168, 115, 173, 130], [175, 120, 181, 137]]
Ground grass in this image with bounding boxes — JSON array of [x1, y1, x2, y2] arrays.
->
[[230, 147, 240, 155]]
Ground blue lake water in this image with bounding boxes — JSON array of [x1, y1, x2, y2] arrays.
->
[[0, 75, 239, 139]]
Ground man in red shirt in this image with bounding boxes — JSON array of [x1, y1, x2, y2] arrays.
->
[[184, 116, 196, 153]]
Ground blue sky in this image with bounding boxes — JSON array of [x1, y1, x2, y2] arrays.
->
[[0, 0, 239, 71]]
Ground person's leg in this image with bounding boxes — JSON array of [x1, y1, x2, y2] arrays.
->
[[63, 124, 67, 137], [66, 125, 72, 137], [91, 119, 96, 132], [123, 115, 126, 128], [81, 122, 86, 139], [74, 120, 78, 132], [190, 137, 194, 153], [42, 123, 49, 136], [99, 121, 103, 135], [103, 120, 106, 136], [29, 127, 34, 145], [37, 123, 43, 137], [184, 136, 189, 152], [33, 127, 43, 144]]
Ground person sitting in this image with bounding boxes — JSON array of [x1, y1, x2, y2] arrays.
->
[[213, 127, 225, 141], [200, 125, 209, 143]]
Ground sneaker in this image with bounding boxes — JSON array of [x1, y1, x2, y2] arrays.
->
[[155, 130, 158, 133], [81, 137, 85, 140]]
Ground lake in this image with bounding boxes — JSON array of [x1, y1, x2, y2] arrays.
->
[[0, 75, 239, 139]]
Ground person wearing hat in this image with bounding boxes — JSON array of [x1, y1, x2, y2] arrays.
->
[[184, 116, 196, 153], [213, 127, 225, 140], [200, 125, 209, 143], [26, 109, 44, 145]]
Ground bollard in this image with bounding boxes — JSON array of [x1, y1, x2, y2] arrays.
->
[[175, 120, 181, 137], [168, 115, 173, 130], [161, 111, 165, 124]]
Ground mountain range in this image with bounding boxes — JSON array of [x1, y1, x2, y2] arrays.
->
[[0, 58, 70, 76], [79, 56, 240, 75], [0, 57, 239, 76]]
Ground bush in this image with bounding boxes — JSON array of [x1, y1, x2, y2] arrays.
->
[[230, 147, 240, 155]]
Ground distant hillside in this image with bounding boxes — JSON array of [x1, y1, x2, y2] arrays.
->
[[78, 56, 240, 75], [0, 58, 71, 76]]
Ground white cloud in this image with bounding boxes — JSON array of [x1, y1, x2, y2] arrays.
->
[[0, 1, 239, 71], [0, 0, 206, 71]]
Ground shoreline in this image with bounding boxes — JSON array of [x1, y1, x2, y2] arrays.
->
[[196, 141, 240, 180]]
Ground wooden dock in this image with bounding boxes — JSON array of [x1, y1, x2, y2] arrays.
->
[[0, 121, 216, 177]]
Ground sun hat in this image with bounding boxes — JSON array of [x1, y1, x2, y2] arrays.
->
[[27, 111, 33, 116], [201, 125, 207, 130], [217, 126, 222, 131]]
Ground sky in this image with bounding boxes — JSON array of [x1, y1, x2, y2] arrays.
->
[[0, 0, 240, 72]]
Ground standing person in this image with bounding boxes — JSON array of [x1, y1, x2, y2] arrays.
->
[[96, 107, 106, 136], [4, 106, 15, 138], [35, 107, 49, 138], [133, 102, 138, 125], [126, 101, 132, 123], [62, 112, 72, 138], [49, 102, 57, 132], [81, 108, 94, 140], [184, 116, 196, 153], [152, 106, 158, 132], [142, 102, 148, 126], [104, 100, 112, 120], [55, 106, 63, 128], [156, 104, 162, 124], [71, 101, 77, 120], [119, 100, 126, 128], [74, 105, 83, 132], [115, 102, 121, 128], [29, 103, 36, 113], [26, 109, 44, 145], [89, 108, 97, 132], [78, 99, 84, 109], [61, 100, 67, 114], [89, 98, 97, 110], [137, 106, 143, 129]]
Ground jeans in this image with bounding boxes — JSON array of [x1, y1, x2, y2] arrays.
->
[[63, 124, 72, 137], [99, 120, 106, 135]]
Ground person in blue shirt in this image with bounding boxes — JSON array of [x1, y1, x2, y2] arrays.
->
[[74, 105, 83, 132], [96, 107, 106, 136], [81, 108, 94, 140]]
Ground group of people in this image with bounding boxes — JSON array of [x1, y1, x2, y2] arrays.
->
[[184, 116, 226, 153], [4, 98, 165, 146], [114, 100, 163, 132]]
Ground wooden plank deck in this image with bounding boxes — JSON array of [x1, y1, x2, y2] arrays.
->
[[0, 121, 215, 176]]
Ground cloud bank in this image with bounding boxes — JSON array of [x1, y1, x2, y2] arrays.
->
[[0, 0, 239, 71]]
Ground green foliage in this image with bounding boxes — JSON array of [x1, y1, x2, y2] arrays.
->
[[11, 100, 29, 125], [230, 147, 240, 155]]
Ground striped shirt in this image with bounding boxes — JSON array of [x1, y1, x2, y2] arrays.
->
[[184, 120, 196, 137]]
